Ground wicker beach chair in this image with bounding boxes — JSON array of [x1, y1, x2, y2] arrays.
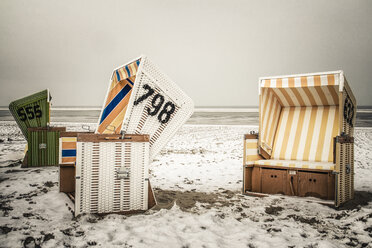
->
[[97, 55, 194, 160], [243, 71, 356, 207], [59, 56, 192, 215]]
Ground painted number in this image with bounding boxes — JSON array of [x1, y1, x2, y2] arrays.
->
[[344, 96, 354, 127], [148, 94, 165, 116], [134, 84, 176, 124], [17, 105, 42, 121], [133, 84, 154, 106]]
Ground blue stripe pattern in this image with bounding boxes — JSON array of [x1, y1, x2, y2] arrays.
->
[[116, 70, 121, 82], [99, 84, 132, 124], [125, 66, 131, 77], [136, 60, 140, 66], [62, 149, 76, 157], [127, 78, 134, 86]]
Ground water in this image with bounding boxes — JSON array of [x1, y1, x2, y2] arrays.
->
[[1, 108, 371, 127]]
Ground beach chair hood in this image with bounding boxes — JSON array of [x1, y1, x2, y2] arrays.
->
[[9, 89, 51, 140]]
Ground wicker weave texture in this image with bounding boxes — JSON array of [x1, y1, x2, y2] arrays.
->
[[335, 80, 355, 207], [75, 141, 149, 215], [121, 56, 194, 160]]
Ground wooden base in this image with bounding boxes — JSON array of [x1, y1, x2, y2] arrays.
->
[[244, 165, 335, 201], [59, 164, 75, 193], [242, 191, 335, 206]]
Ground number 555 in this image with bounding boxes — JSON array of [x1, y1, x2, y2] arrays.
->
[[17, 105, 42, 121]]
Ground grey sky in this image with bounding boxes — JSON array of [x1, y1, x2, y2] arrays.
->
[[1, 0, 371, 107]]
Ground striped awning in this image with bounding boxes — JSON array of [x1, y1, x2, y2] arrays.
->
[[97, 58, 141, 134], [260, 73, 340, 88], [260, 72, 341, 107]]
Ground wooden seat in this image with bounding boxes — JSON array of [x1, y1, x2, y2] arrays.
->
[[254, 160, 335, 171]]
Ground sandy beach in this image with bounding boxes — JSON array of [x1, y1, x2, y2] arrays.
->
[[0, 121, 371, 247]]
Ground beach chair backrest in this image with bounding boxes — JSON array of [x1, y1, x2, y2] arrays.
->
[[9, 89, 51, 140], [258, 71, 354, 162], [121, 56, 194, 160], [271, 106, 339, 162]]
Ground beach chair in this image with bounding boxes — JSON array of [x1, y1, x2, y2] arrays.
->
[[243, 71, 356, 207], [9, 89, 66, 167], [97, 55, 194, 160]]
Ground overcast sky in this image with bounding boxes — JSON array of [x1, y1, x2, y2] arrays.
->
[[0, 0, 371, 107]]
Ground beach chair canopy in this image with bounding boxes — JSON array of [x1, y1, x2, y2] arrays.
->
[[9, 89, 51, 140], [257, 71, 356, 171], [97, 58, 141, 134]]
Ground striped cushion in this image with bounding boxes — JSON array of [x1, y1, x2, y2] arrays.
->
[[244, 138, 261, 165], [60, 137, 77, 164], [254, 159, 335, 171], [272, 106, 339, 162]]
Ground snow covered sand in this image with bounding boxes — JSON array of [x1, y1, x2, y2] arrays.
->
[[0, 122, 371, 248]]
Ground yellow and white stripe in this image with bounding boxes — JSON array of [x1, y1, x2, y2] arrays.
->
[[261, 73, 339, 88], [244, 138, 261, 165], [261, 74, 340, 107], [260, 88, 282, 154], [271, 106, 339, 162], [254, 159, 335, 171]]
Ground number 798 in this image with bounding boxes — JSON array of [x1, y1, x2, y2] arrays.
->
[[133, 84, 176, 124]]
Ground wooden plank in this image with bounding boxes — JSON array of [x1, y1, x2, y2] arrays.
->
[[261, 168, 286, 194], [66, 192, 75, 203], [77, 133, 150, 143], [60, 166, 75, 193], [259, 146, 271, 159], [148, 180, 157, 209], [28, 127, 66, 132], [243, 167, 252, 192], [243, 191, 268, 197], [60, 131, 93, 137], [254, 164, 334, 173], [298, 171, 330, 200], [328, 172, 335, 200], [251, 166, 261, 192], [244, 134, 258, 139]]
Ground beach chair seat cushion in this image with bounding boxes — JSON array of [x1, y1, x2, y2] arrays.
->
[[254, 159, 335, 171]]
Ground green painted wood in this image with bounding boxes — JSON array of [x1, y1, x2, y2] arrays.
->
[[9, 90, 50, 140], [27, 128, 64, 167]]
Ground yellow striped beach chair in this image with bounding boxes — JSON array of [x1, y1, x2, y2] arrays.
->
[[243, 71, 356, 207]]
